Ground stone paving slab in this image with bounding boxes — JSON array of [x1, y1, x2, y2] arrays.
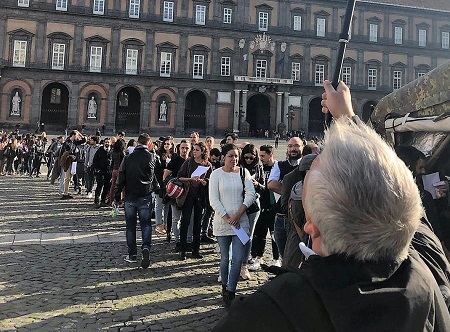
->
[[0, 234, 14, 246], [12, 233, 41, 245], [41, 232, 74, 244]]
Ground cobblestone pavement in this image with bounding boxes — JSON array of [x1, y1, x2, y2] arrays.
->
[[0, 140, 285, 332]]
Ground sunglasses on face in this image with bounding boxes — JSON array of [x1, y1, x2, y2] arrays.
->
[[244, 156, 255, 161]]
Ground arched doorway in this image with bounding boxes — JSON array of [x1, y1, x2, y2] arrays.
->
[[308, 97, 325, 135], [40, 82, 69, 128], [246, 94, 270, 137], [362, 100, 377, 123], [115, 87, 141, 133], [184, 90, 206, 132]]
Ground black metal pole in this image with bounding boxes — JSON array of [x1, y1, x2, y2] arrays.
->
[[324, 0, 357, 128]]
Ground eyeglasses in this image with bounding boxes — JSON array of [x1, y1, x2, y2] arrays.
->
[[244, 156, 255, 161], [287, 144, 302, 148]]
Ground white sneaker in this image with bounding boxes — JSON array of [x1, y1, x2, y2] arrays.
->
[[272, 259, 282, 267], [240, 265, 252, 280], [87, 192, 93, 199], [248, 257, 263, 271], [217, 272, 222, 283]]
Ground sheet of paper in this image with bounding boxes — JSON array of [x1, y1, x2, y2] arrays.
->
[[191, 166, 209, 178], [273, 192, 281, 203], [127, 146, 135, 154], [422, 172, 440, 199], [231, 226, 250, 245]]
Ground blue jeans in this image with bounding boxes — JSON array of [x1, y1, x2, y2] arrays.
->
[[217, 235, 246, 292], [124, 195, 153, 257], [274, 214, 288, 259]]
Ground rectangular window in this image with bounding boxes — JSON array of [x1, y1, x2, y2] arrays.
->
[[129, 0, 140, 18], [160, 52, 172, 77], [317, 18, 325, 37], [221, 57, 231, 76], [393, 70, 402, 90], [256, 59, 267, 78], [259, 12, 268, 31], [126, 49, 138, 75], [56, 0, 67, 11], [193, 54, 204, 79], [418, 29, 427, 47], [13, 40, 27, 67], [89, 46, 102, 72], [163, 2, 174, 22], [223, 8, 232, 24], [93, 0, 105, 15], [394, 26, 403, 44], [368, 68, 377, 90], [52, 43, 65, 70], [195, 5, 206, 25], [293, 15, 302, 31], [442, 31, 449, 49], [18, 0, 29, 7], [291, 62, 301, 81], [369, 23, 378, 42], [342, 66, 351, 86], [315, 64, 324, 86]]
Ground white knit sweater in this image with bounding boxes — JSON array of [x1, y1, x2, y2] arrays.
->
[[209, 167, 256, 237]]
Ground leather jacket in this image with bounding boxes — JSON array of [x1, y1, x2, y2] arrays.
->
[[114, 145, 162, 201]]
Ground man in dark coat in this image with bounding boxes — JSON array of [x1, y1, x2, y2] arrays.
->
[[213, 80, 450, 331]]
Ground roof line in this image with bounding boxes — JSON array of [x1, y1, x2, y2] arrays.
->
[[358, 0, 450, 13]]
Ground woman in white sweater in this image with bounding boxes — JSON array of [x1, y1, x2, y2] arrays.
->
[[209, 144, 256, 306]]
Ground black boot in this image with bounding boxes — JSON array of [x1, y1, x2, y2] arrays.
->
[[221, 285, 228, 303], [191, 251, 203, 259], [179, 251, 186, 261], [165, 233, 171, 243]]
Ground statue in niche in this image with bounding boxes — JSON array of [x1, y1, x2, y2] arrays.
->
[[10, 91, 21, 116], [87, 96, 97, 119], [159, 100, 167, 122]]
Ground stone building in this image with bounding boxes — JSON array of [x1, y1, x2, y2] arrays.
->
[[0, 0, 449, 136]]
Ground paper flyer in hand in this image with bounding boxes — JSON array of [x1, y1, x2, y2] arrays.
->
[[231, 226, 250, 245]]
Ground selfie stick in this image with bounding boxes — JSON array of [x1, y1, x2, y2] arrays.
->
[[325, 0, 357, 128]]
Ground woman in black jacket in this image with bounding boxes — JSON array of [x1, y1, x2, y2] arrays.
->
[[239, 144, 265, 280]]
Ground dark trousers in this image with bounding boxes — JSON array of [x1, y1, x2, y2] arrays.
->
[[95, 173, 112, 203], [180, 195, 203, 253], [201, 204, 213, 235], [252, 210, 279, 259]]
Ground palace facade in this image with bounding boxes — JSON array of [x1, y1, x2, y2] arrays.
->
[[0, 0, 449, 136]]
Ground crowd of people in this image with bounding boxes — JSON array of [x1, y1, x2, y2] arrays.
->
[[2, 80, 450, 329]]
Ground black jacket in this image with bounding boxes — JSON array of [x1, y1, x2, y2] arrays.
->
[[114, 146, 162, 201], [92, 146, 112, 174], [214, 251, 450, 332]]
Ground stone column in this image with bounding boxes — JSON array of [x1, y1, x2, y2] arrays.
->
[[176, 88, 185, 136], [106, 84, 117, 134], [207, 91, 217, 135], [68, 82, 80, 128], [0, 16, 6, 59], [110, 27, 120, 70], [241, 90, 248, 120], [141, 86, 151, 131], [35, 20, 47, 67], [73, 24, 83, 70], [31, 80, 42, 127], [276, 92, 283, 126], [233, 89, 240, 132], [145, 30, 155, 74], [283, 92, 290, 124]]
